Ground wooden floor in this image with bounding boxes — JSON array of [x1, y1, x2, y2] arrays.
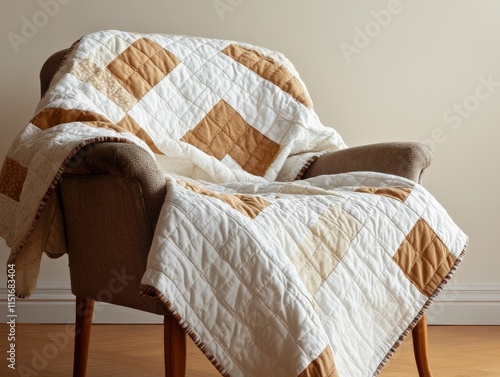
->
[[1, 324, 499, 376]]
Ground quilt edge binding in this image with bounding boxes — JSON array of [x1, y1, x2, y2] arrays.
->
[[139, 284, 231, 377], [373, 241, 469, 376], [11, 136, 134, 298]]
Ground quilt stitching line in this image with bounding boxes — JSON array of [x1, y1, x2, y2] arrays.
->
[[253, 187, 414, 373], [162, 198, 323, 374], [313, 191, 421, 369]]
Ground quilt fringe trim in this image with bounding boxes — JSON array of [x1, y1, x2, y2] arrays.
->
[[140, 284, 231, 377], [12, 136, 132, 298], [140, 240, 467, 377], [373, 242, 468, 376], [294, 155, 320, 180]]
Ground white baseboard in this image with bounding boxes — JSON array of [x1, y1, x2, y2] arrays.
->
[[1, 283, 499, 325], [0, 285, 162, 324], [427, 283, 500, 325]]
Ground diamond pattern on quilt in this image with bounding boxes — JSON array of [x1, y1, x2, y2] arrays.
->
[[181, 99, 281, 177], [222, 44, 313, 108], [291, 203, 362, 295], [107, 37, 180, 100], [0, 157, 28, 202], [393, 217, 457, 297]]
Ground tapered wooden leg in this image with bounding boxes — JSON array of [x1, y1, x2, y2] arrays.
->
[[412, 313, 433, 377], [164, 315, 186, 377], [73, 297, 95, 377]]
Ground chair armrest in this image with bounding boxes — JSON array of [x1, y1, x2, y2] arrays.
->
[[302, 142, 432, 183], [64, 142, 167, 226], [60, 142, 169, 314]]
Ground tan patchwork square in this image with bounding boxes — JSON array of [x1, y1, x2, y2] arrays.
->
[[355, 187, 411, 203], [0, 157, 28, 201], [292, 203, 362, 295], [393, 218, 457, 297], [222, 44, 312, 108], [107, 38, 180, 100], [298, 346, 338, 377], [181, 100, 280, 177], [179, 180, 271, 219]]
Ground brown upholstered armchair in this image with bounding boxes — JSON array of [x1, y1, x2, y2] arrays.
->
[[40, 49, 434, 377]]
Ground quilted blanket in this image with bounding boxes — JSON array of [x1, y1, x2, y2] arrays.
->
[[0, 30, 467, 377]]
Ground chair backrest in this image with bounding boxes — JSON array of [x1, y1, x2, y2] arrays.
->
[[40, 49, 70, 97]]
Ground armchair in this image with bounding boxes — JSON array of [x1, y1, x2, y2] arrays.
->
[[40, 48, 434, 377]]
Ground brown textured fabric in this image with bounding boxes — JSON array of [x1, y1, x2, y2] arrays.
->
[[60, 174, 168, 314], [0, 157, 28, 201], [75, 142, 167, 224], [40, 49, 71, 97], [60, 143, 167, 314], [302, 142, 432, 184]]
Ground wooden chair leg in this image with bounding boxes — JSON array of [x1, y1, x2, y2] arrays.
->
[[73, 297, 95, 377], [164, 315, 187, 377], [412, 313, 433, 377]]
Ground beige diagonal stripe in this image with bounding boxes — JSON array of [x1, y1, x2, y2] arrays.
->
[[393, 218, 457, 297], [107, 38, 180, 101], [222, 44, 313, 108], [298, 346, 339, 377], [179, 180, 271, 220], [291, 203, 362, 295], [181, 99, 280, 177], [355, 187, 412, 203], [0, 157, 28, 202], [71, 57, 138, 112]]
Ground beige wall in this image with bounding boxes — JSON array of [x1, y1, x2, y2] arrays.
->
[[1, 0, 499, 292]]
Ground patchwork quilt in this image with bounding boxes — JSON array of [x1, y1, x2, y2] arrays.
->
[[0, 30, 467, 377]]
